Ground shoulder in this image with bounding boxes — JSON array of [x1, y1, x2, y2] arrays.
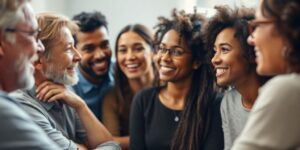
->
[[132, 87, 159, 109], [263, 74, 300, 92], [221, 88, 241, 107], [256, 74, 300, 109]]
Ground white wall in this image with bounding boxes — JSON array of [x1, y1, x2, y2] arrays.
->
[[31, 0, 197, 53]]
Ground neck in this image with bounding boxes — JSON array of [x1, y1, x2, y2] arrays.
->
[[34, 69, 48, 86], [235, 72, 260, 109], [160, 75, 193, 110], [128, 70, 154, 95], [79, 66, 103, 84]]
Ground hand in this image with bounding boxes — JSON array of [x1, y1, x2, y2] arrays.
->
[[36, 81, 85, 110]]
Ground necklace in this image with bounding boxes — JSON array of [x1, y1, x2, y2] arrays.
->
[[173, 110, 180, 122]]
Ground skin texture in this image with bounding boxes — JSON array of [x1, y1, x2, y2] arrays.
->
[[212, 28, 249, 87], [75, 26, 112, 84], [248, 0, 288, 75], [117, 31, 153, 79], [0, 2, 44, 92]]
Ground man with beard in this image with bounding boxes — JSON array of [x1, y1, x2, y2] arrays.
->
[[10, 12, 118, 150], [72, 11, 114, 120], [0, 0, 60, 149]]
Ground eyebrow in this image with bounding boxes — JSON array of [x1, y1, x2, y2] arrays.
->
[[219, 43, 233, 48], [160, 43, 183, 49]]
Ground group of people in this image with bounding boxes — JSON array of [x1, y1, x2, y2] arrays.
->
[[0, 0, 300, 150]]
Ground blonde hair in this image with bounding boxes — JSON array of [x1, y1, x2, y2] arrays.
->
[[37, 12, 78, 58]]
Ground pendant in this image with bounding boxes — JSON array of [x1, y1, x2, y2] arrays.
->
[[174, 116, 179, 122]]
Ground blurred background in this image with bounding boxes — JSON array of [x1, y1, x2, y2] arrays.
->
[[31, 0, 258, 52]]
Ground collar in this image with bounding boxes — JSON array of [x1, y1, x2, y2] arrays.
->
[[27, 86, 56, 111], [76, 67, 113, 94]]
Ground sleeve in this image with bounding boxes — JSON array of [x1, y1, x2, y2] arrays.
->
[[220, 95, 230, 150], [232, 78, 300, 150], [0, 99, 60, 150], [17, 99, 78, 150], [102, 89, 121, 136], [129, 90, 147, 150], [74, 112, 87, 144]]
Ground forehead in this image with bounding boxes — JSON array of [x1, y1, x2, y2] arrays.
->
[[161, 29, 181, 46], [215, 28, 238, 45], [118, 31, 145, 45], [76, 26, 109, 44], [255, 0, 264, 19], [17, 2, 38, 30]]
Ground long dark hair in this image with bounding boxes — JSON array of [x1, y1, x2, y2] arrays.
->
[[114, 24, 157, 135], [154, 9, 216, 150]]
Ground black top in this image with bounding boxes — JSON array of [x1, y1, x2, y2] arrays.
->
[[130, 87, 224, 150]]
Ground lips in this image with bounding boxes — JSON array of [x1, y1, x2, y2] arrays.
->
[[254, 47, 261, 63], [214, 66, 228, 77], [159, 64, 175, 74], [92, 60, 108, 71]]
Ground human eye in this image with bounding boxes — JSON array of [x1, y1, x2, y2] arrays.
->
[[133, 45, 144, 52], [118, 47, 127, 54], [100, 41, 111, 49], [83, 45, 96, 52], [220, 46, 230, 54], [172, 48, 184, 56]]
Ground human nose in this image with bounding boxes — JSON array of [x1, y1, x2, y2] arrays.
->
[[211, 51, 221, 66], [247, 34, 255, 46], [126, 49, 136, 60], [36, 39, 45, 55], [72, 47, 81, 62]]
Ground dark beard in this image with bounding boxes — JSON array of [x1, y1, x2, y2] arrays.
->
[[79, 61, 110, 80]]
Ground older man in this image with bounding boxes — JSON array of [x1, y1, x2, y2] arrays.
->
[[10, 12, 117, 150], [0, 0, 60, 149]]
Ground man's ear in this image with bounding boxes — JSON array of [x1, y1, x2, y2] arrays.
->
[[192, 60, 201, 70]]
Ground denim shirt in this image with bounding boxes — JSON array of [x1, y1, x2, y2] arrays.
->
[[72, 67, 114, 120]]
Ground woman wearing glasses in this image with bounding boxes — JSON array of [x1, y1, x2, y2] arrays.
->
[[101, 24, 156, 149], [232, 0, 300, 149], [203, 6, 270, 150], [130, 9, 224, 150]]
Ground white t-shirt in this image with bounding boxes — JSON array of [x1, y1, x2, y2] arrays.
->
[[232, 73, 300, 150]]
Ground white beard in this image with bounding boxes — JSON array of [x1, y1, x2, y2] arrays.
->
[[13, 54, 35, 90], [43, 61, 78, 86]]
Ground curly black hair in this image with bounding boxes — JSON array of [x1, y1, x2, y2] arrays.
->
[[154, 9, 219, 150], [261, 0, 300, 72], [203, 5, 255, 71], [154, 8, 206, 62], [72, 11, 107, 32]]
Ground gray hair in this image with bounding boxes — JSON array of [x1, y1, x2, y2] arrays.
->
[[0, 0, 29, 43]]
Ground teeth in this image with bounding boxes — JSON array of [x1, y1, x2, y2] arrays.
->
[[127, 64, 139, 68], [161, 66, 174, 72], [216, 68, 226, 76]]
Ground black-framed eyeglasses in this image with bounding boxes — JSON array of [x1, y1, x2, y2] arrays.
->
[[5, 28, 41, 42], [155, 46, 190, 57], [248, 19, 274, 36]]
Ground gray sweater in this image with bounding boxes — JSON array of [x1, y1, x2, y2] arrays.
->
[[221, 88, 250, 150]]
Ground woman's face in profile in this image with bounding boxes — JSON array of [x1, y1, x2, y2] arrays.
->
[[249, 0, 288, 76], [117, 31, 153, 79]]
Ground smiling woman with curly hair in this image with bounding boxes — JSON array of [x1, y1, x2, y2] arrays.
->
[[202, 5, 270, 150], [130, 9, 224, 150]]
